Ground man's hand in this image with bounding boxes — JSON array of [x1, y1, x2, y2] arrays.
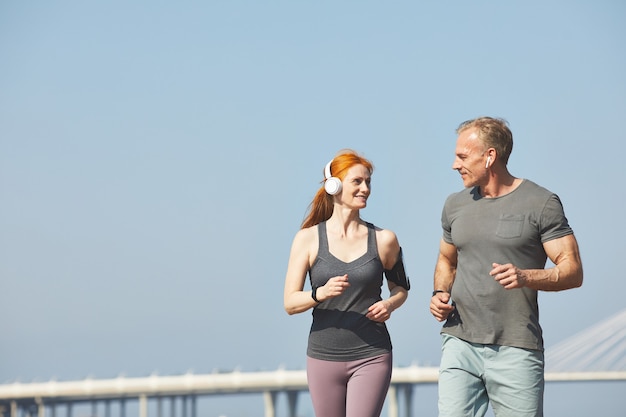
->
[[430, 291, 454, 322], [490, 263, 527, 289]]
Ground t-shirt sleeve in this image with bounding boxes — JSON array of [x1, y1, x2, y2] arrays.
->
[[540, 194, 573, 243], [441, 201, 453, 244]]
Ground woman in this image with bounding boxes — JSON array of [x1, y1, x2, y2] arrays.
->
[[283, 149, 410, 417]]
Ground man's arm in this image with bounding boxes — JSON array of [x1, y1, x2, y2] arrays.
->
[[491, 234, 583, 291], [430, 239, 457, 322]]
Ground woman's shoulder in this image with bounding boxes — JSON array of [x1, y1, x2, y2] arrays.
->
[[369, 223, 398, 247], [370, 224, 400, 268], [293, 224, 319, 244], [289, 225, 320, 263]]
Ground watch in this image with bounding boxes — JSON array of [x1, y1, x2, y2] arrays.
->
[[312, 286, 321, 303], [432, 289, 447, 296]]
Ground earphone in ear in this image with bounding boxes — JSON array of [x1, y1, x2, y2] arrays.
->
[[324, 160, 342, 195], [485, 156, 491, 168]]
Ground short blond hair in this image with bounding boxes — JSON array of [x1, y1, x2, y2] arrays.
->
[[457, 117, 513, 165]]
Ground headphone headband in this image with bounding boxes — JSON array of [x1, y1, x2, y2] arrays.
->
[[324, 161, 333, 179]]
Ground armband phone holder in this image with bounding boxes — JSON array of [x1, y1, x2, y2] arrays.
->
[[384, 248, 410, 290]]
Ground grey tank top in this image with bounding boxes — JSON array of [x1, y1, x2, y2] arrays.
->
[[307, 221, 392, 361]]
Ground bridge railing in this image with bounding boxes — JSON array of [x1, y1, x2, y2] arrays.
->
[[2, 366, 626, 417]]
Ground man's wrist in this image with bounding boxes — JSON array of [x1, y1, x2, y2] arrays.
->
[[432, 289, 448, 296]]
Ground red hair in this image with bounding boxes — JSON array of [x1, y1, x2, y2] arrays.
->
[[301, 149, 374, 229]]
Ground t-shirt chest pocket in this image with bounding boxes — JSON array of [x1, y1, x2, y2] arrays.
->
[[496, 214, 525, 238]]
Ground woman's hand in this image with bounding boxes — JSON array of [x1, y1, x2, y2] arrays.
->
[[318, 274, 350, 301], [366, 300, 393, 322]]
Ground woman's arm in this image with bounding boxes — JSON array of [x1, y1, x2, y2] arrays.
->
[[367, 229, 408, 322], [283, 228, 319, 315], [283, 227, 351, 314]]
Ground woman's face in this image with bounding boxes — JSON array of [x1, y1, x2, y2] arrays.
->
[[339, 164, 371, 209]]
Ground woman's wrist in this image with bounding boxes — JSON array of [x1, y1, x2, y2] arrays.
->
[[311, 286, 321, 303]]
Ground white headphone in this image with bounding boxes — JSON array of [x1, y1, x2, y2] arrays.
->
[[324, 160, 342, 195], [485, 156, 491, 168]]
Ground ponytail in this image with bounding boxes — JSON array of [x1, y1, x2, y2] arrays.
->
[[301, 188, 334, 229]]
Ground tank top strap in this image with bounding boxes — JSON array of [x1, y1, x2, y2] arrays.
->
[[365, 222, 378, 257], [317, 221, 330, 255]]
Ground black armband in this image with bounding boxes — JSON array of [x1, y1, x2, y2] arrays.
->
[[384, 248, 410, 290]]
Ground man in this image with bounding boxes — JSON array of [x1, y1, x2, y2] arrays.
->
[[430, 117, 583, 417]]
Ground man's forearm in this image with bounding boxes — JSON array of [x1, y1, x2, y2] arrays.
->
[[523, 263, 583, 291]]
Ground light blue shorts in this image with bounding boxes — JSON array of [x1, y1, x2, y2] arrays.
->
[[438, 334, 544, 417]]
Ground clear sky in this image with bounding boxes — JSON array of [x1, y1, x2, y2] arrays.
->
[[1, 1, 625, 416]]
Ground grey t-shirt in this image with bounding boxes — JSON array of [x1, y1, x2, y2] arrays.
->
[[441, 179, 573, 351], [307, 221, 392, 361]]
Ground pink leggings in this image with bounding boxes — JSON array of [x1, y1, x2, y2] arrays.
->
[[306, 352, 393, 417]]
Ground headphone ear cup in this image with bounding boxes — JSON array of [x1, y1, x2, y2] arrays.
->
[[324, 177, 342, 195], [324, 160, 343, 195]]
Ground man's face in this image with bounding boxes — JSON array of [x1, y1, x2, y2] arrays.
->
[[452, 127, 489, 188]]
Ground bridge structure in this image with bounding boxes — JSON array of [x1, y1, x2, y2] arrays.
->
[[2, 309, 626, 417]]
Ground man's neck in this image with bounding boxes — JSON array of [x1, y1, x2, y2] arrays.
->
[[480, 173, 521, 198]]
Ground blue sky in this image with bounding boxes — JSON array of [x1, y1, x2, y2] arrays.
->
[[1, 1, 625, 416]]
